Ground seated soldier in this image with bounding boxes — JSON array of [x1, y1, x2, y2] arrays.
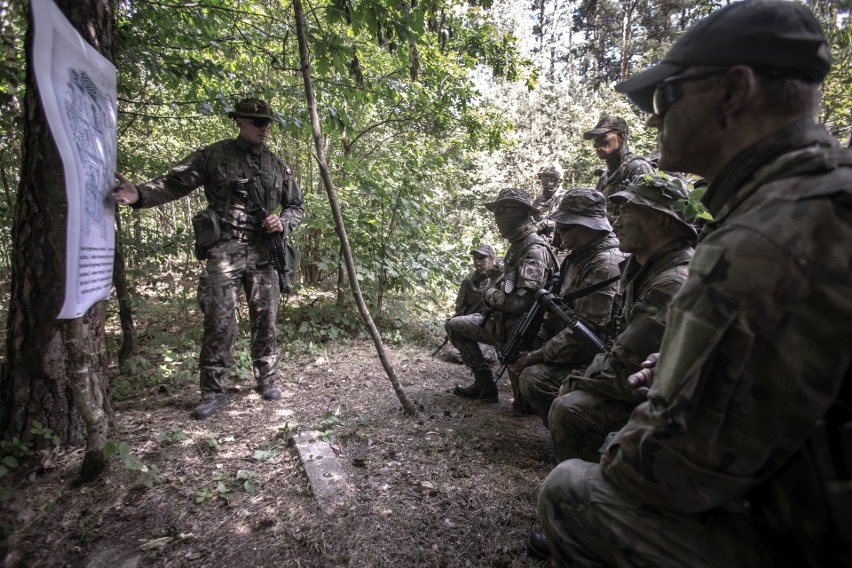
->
[[445, 188, 557, 402], [546, 174, 696, 464], [526, 174, 697, 561], [508, 189, 625, 420], [440, 244, 501, 365]]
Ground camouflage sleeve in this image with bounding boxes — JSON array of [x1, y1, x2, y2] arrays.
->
[[134, 147, 209, 208], [601, 206, 852, 513], [569, 264, 688, 401], [486, 243, 552, 316], [277, 166, 304, 232], [608, 265, 688, 381], [539, 250, 623, 364], [625, 156, 655, 182]]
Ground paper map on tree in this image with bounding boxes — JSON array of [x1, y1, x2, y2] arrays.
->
[[32, 0, 117, 319]]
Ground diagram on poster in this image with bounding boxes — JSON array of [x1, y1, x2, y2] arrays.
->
[[32, 0, 117, 319]]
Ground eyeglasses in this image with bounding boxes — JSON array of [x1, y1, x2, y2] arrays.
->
[[250, 117, 272, 128], [652, 70, 728, 118]]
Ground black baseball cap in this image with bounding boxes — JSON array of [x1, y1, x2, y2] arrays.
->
[[583, 116, 629, 140], [227, 98, 275, 119], [616, 0, 831, 113]]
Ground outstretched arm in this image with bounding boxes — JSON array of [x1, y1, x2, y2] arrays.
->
[[112, 172, 140, 205]]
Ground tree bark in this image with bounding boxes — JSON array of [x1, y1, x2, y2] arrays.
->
[[292, 0, 416, 416], [113, 207, 136, 366], [0, 0, 114, 461]]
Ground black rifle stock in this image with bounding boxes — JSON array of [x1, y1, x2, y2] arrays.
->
[[493, 274, 560, 382], [241, 176, 293, 294]]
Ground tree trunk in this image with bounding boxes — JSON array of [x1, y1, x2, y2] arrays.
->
[[293, 0, 415, 416], [0, 0, 114, 465], [113, 207, 136, 366]]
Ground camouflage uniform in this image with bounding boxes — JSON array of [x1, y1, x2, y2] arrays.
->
[[442, 248, 501, 365], [133, 134, 304, 397], [594, 149, 654, 200], [515, 190, 626, 423], [533, 164, 567, 252], [447, 188, 557, 400], [549, 236, 693, 462], [454, 269, 492, 316], [584, 117, 654, 201], [446, 232, 554, 368], [539, 2, 852, 560]]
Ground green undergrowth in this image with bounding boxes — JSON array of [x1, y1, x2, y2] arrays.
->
[[106, 286, 449, 400]]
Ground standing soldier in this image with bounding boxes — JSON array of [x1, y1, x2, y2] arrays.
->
[[532, 163, 566, 249], [536, 1, 852, 566], [446, 188, 557, 402], [584, 116, 654, 200], [113, 98, 304, 420]]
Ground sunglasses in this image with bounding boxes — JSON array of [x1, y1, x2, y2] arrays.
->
[[556, 223, 579, 232], [653, 70, 728, 117], [249, 117, 273, 128]]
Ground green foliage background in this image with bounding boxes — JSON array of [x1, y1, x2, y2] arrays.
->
[[0, 0, 849, 377]]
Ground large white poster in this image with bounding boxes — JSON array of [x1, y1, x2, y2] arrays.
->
[[32, 0, 117, 319]]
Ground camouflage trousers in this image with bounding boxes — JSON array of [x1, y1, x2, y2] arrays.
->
[[548, 389, 635, 463], [538, 460, 773, 567], [517, 363, 580, 427], [445, 313, 500, 369], [197, 237, 280, 394]]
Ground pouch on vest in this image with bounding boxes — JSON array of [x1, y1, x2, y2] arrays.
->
[[191, 208, 222, 260]]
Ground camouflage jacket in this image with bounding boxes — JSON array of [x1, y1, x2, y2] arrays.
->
[[569, 237, 694, 402], [454, 263, 503, 316], [133, 136, 304, 232], [482, 231, 556, 341], [600, 119, 852, 514], [537, 232, 627, 365], [595, 150, 655, 199]]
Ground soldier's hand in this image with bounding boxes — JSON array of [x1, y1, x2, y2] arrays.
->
[[262, 214, 285, 234], [508, 352, 531, 375], [627, 352, 659, 400], [112, 172, 140, 205]]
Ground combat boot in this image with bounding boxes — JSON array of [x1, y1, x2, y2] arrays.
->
[[526, 529, 551, 560], [193, 392, 225, 420], [259, 383, 281, 401], [453, 367, 498, 402]]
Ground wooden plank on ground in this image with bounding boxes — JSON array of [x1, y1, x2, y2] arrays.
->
[[291, 430, 353, 512]]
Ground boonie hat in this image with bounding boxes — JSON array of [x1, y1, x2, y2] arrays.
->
[[484, 187, 538, 212], [471, 244, 496, 258], [616, 0, 830, 113], [227, 98, 275, 119], [610, 174, 698, 239], [583, 116, 629, 140], [549, 189, 611, 232]]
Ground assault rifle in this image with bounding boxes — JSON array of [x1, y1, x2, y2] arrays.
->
[[240, 176, 293, 294], [493, 274, 560, 382], [534, 289, 608, 354], [494, 279, 612, 383]]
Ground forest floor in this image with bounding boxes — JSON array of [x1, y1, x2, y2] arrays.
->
[[0, 299, 557, 568]]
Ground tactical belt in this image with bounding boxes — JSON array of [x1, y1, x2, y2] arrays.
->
[[224, 224, 262, 243]]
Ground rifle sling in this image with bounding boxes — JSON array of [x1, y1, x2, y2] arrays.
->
[[560, 274, 620, 305]]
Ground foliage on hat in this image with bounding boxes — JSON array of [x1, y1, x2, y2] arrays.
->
[[637, 172, 711, 222]]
